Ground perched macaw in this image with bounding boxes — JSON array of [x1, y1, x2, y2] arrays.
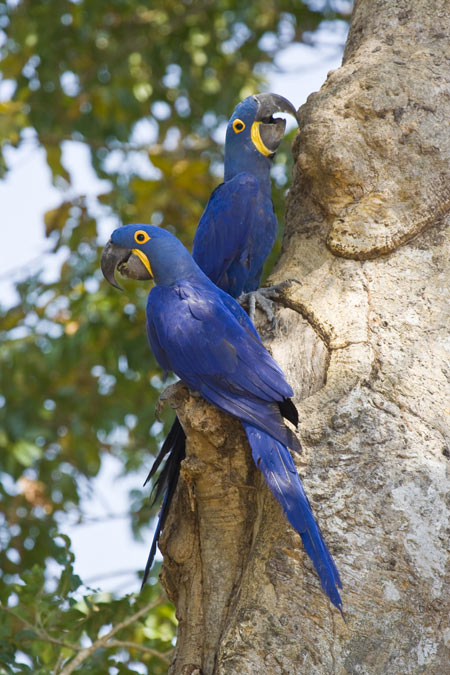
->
[[193, 92, 298, 298], [130, 94, 298, 579], [101, 225, 343, 614]]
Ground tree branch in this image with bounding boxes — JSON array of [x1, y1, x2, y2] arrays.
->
[[1, 606, 79, 652], [106, 639, 172, 664], [2, 597, 168, 673], [58, 596, 165, 675]]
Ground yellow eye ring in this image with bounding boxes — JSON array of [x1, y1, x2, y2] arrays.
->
[[232, 118, 245, 133], [134, 230, 150, 244]]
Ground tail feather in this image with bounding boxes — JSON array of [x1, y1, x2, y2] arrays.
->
[[143, 416, 184, 488], [277, 397, 299, 429], [244, 423, 343, 614], [141, 417, 186, 586]]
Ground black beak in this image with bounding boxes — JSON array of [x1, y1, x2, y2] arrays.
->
[[253, 93, 299, 155], [101, 240, 152, 290], [253, 93, 298, 123], [101, 240, 130, 290]]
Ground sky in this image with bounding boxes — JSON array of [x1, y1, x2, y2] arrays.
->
[[0, 21, 347, 594]]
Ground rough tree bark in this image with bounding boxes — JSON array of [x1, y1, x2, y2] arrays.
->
[[159, 1, 450, 672]]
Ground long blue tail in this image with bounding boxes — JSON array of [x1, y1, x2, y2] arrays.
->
[[244, 424, 343, 614]]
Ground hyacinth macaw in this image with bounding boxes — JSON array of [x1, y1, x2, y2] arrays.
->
[[193, 92, 298, 299], [101, 225, 343, 614]]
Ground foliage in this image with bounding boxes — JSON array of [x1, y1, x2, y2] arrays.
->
[[0, 537, 174, 674], [0, 0, 348, 671]]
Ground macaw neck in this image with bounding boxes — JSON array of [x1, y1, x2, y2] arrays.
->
[[224, 150, 272, 194], [150, 240, 200, 287]]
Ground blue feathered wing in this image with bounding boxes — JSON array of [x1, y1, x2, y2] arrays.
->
[[192, 172, 276, 297], [147, 279, 300, 452], [145, 279, 343, 612]]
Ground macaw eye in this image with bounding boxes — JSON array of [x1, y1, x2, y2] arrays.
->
[[233, 119, 245, 133], [134, 230, 150, 244]]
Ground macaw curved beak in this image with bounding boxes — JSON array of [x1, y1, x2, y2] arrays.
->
[[101, 240, 152, 290], [253, 93, 298, 155]]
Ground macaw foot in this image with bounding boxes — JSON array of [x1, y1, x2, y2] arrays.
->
[[239, 279, 301, 325], [154, 381, 188, 421]]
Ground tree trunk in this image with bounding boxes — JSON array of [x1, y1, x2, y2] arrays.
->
[[160, 0, 450, 672]]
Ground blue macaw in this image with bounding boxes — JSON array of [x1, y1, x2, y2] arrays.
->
[[101, 225, 343, 614], [192, 93, 298, 298], [120, 94, 298, 581]]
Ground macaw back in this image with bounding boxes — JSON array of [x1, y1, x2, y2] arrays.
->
[[192, 172, 277, 297]]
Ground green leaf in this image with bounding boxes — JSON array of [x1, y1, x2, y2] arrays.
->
[[12, 441, 42, 466]]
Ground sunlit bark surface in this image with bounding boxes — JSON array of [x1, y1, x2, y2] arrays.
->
[[161, 1, 450, 672]]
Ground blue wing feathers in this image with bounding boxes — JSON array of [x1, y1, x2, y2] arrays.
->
[[147, 282, 291, 398], [244, 423, 343, 613], [192, 172, 276, 296], [192, 173, 259, 290], [147, 280, 298, 448], [200, 383, 300, 451]]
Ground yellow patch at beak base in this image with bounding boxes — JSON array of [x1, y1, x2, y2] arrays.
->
[[131, 248, 153, 278], [250, 121, 272, 157]]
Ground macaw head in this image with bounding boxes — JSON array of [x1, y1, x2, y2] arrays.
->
[[101, 224, 195, 288], [224, 93, 298, 179]]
